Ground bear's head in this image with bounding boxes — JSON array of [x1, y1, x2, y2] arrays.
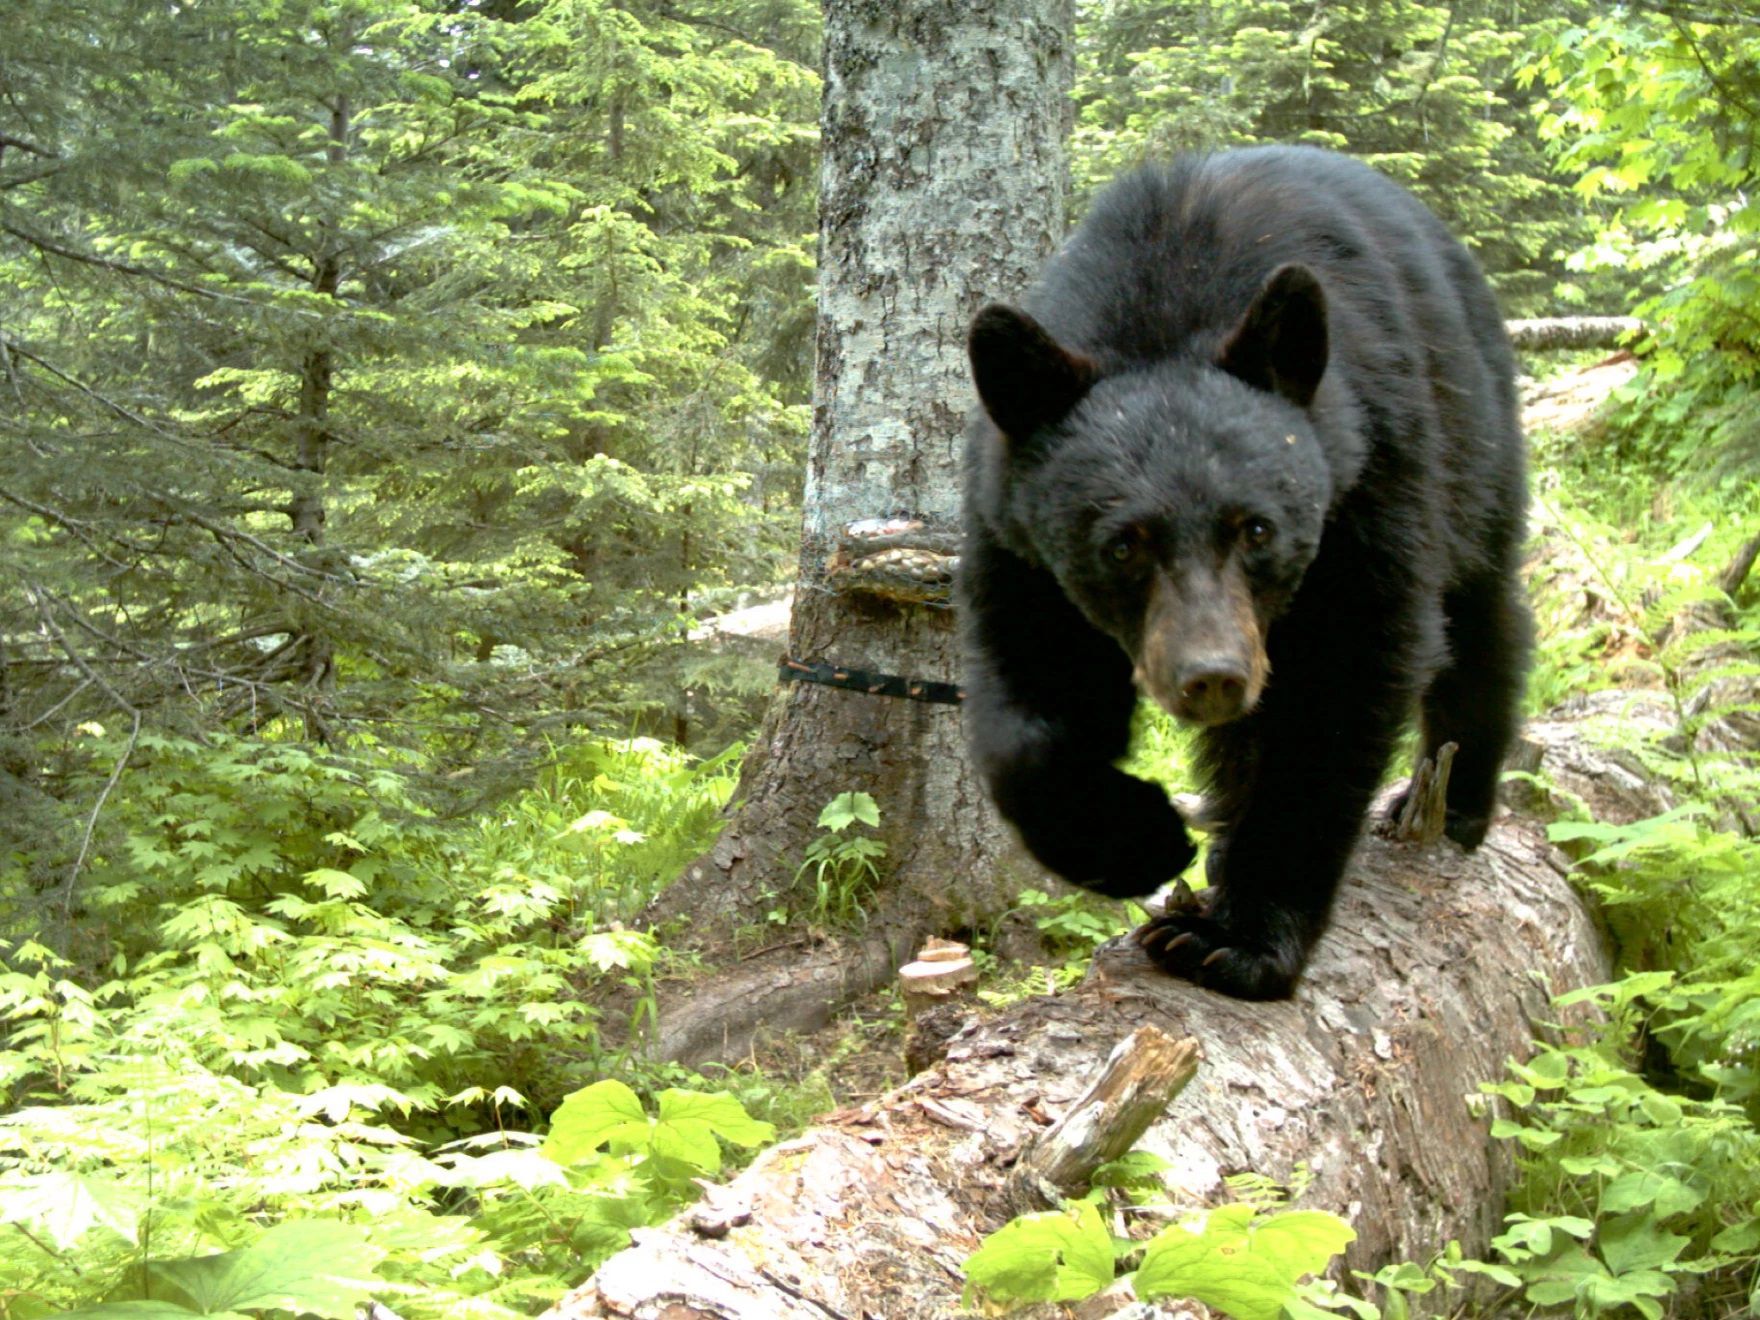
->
[[969, 264, 1336, 727]]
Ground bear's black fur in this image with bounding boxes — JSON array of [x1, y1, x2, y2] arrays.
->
[[960, 147, 1531, 1000]]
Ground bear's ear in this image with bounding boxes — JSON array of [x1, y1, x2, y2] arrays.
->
[[1217, 264, 1328, 409], [969, 304, 1097, 443]]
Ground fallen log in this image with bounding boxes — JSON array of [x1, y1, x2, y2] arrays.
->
[[1506, 316, 1644, 352], [548, 790, 1612, 1319]]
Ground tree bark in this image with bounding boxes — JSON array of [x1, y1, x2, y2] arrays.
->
[[287, 85, 350, 735], [642, 0, 1076, 1065]]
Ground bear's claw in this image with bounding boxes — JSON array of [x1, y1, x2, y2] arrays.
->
[[1133, 909, 1302, 1000]]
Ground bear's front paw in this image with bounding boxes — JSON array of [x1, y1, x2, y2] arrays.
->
[[1134, 895, 1305, 1000], [1066, 773, 1198, 899], [1008, 768, 1197, 900]]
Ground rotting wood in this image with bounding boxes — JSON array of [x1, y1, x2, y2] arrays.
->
[[1003, 1026, 1201, 1216], [1718, 531, 1759, 600], [1379, 742, 1458, 845], [902, 937, 980, 1075]]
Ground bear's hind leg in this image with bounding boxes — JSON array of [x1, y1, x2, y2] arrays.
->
[[1410, 574, 1532, 849]]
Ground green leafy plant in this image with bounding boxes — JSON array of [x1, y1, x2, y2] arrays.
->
[[542, 1078, 775, 1197], [1521, 7, 1760, 477], [0, 728, 754, 1320], [1135, 1204, 1356, 1319], [1476, 1038, 1760, 1317], [56, 1221, 387, 1320], [963, 1200, 1118, 1307], [961, 1197, 1356, 1316], [791, 793, 887, 927], [1014, 887, 1136, 960]]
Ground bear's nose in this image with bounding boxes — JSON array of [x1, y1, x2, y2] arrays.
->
[[1178, 662, 1248, 724]]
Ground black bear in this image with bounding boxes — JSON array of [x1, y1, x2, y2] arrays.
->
[[959, 147, 1530, 1000]]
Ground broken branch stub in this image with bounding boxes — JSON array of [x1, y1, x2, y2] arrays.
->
[[1382, 741, 1458, 845], [1003, 1025, 1202, 1217]]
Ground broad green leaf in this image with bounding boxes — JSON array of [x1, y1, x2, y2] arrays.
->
[[1579, 1268, 1674, 1319], [963, 1201, 1114, 1304], [1492, 1213, 1595, 1261], [148, 1220, 384, 1318], [1135, 1206, 1354, 1320], [1597, 1212, 1690, 1276], [53, 1302, 216, 1320], [1445, 1256, 1523, 1288], [1598, 1171, 1704, 1219], [816, 792, 880, 832], [0, 1170, 139, 1249], [1559, 1154, 1623, 1177], [544, 1079, 651, 1165], [648, 1117, 723, 1174], [1523, 1245, 1607, 1306], [1242, 1211, 1356, 1278], [656, 1089, 775, 1147], [1710, 1218, 1760, 1253]]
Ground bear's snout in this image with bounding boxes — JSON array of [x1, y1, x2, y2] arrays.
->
[[1135, 563, 1268, 725], [1177, 661, 1251, 724]]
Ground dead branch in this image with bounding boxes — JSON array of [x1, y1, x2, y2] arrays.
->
[[1505, 316, 1645, 352]]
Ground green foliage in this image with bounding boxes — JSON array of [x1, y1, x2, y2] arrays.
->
[[1073, 0, 1596, 312], [787, 792, 887, 927], [1477, 1038, 1760, 1317], [1014, 887, 1137, 960], [0, 965, 774, 1320], [1479, 463, 1760, 1314], [1, 734, 737, 1122], [0, 0, 817, 880], [0, 732, 749, 1319], [1523, 7, 1760, 474], [1136, 1205, 1356, 1319], [58, 1221, 387, 1320], [962, 1198, 1357, 1316], [542, 1078, 773, 1196], [962, 1200, 1118, 1307]]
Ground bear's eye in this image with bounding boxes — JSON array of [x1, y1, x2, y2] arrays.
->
[[1241, 517, 1275, 548], [1107, 537, 1136, 563]]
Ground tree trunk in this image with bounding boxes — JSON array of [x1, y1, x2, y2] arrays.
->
[[287, 87, 350, 736], [643, 0, 1076, 1065]]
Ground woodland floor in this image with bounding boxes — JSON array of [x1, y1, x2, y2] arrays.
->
[[741, 989, 907, 1108]]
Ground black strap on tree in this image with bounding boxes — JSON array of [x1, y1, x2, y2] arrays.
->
[[778, 656, 964, 706]]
